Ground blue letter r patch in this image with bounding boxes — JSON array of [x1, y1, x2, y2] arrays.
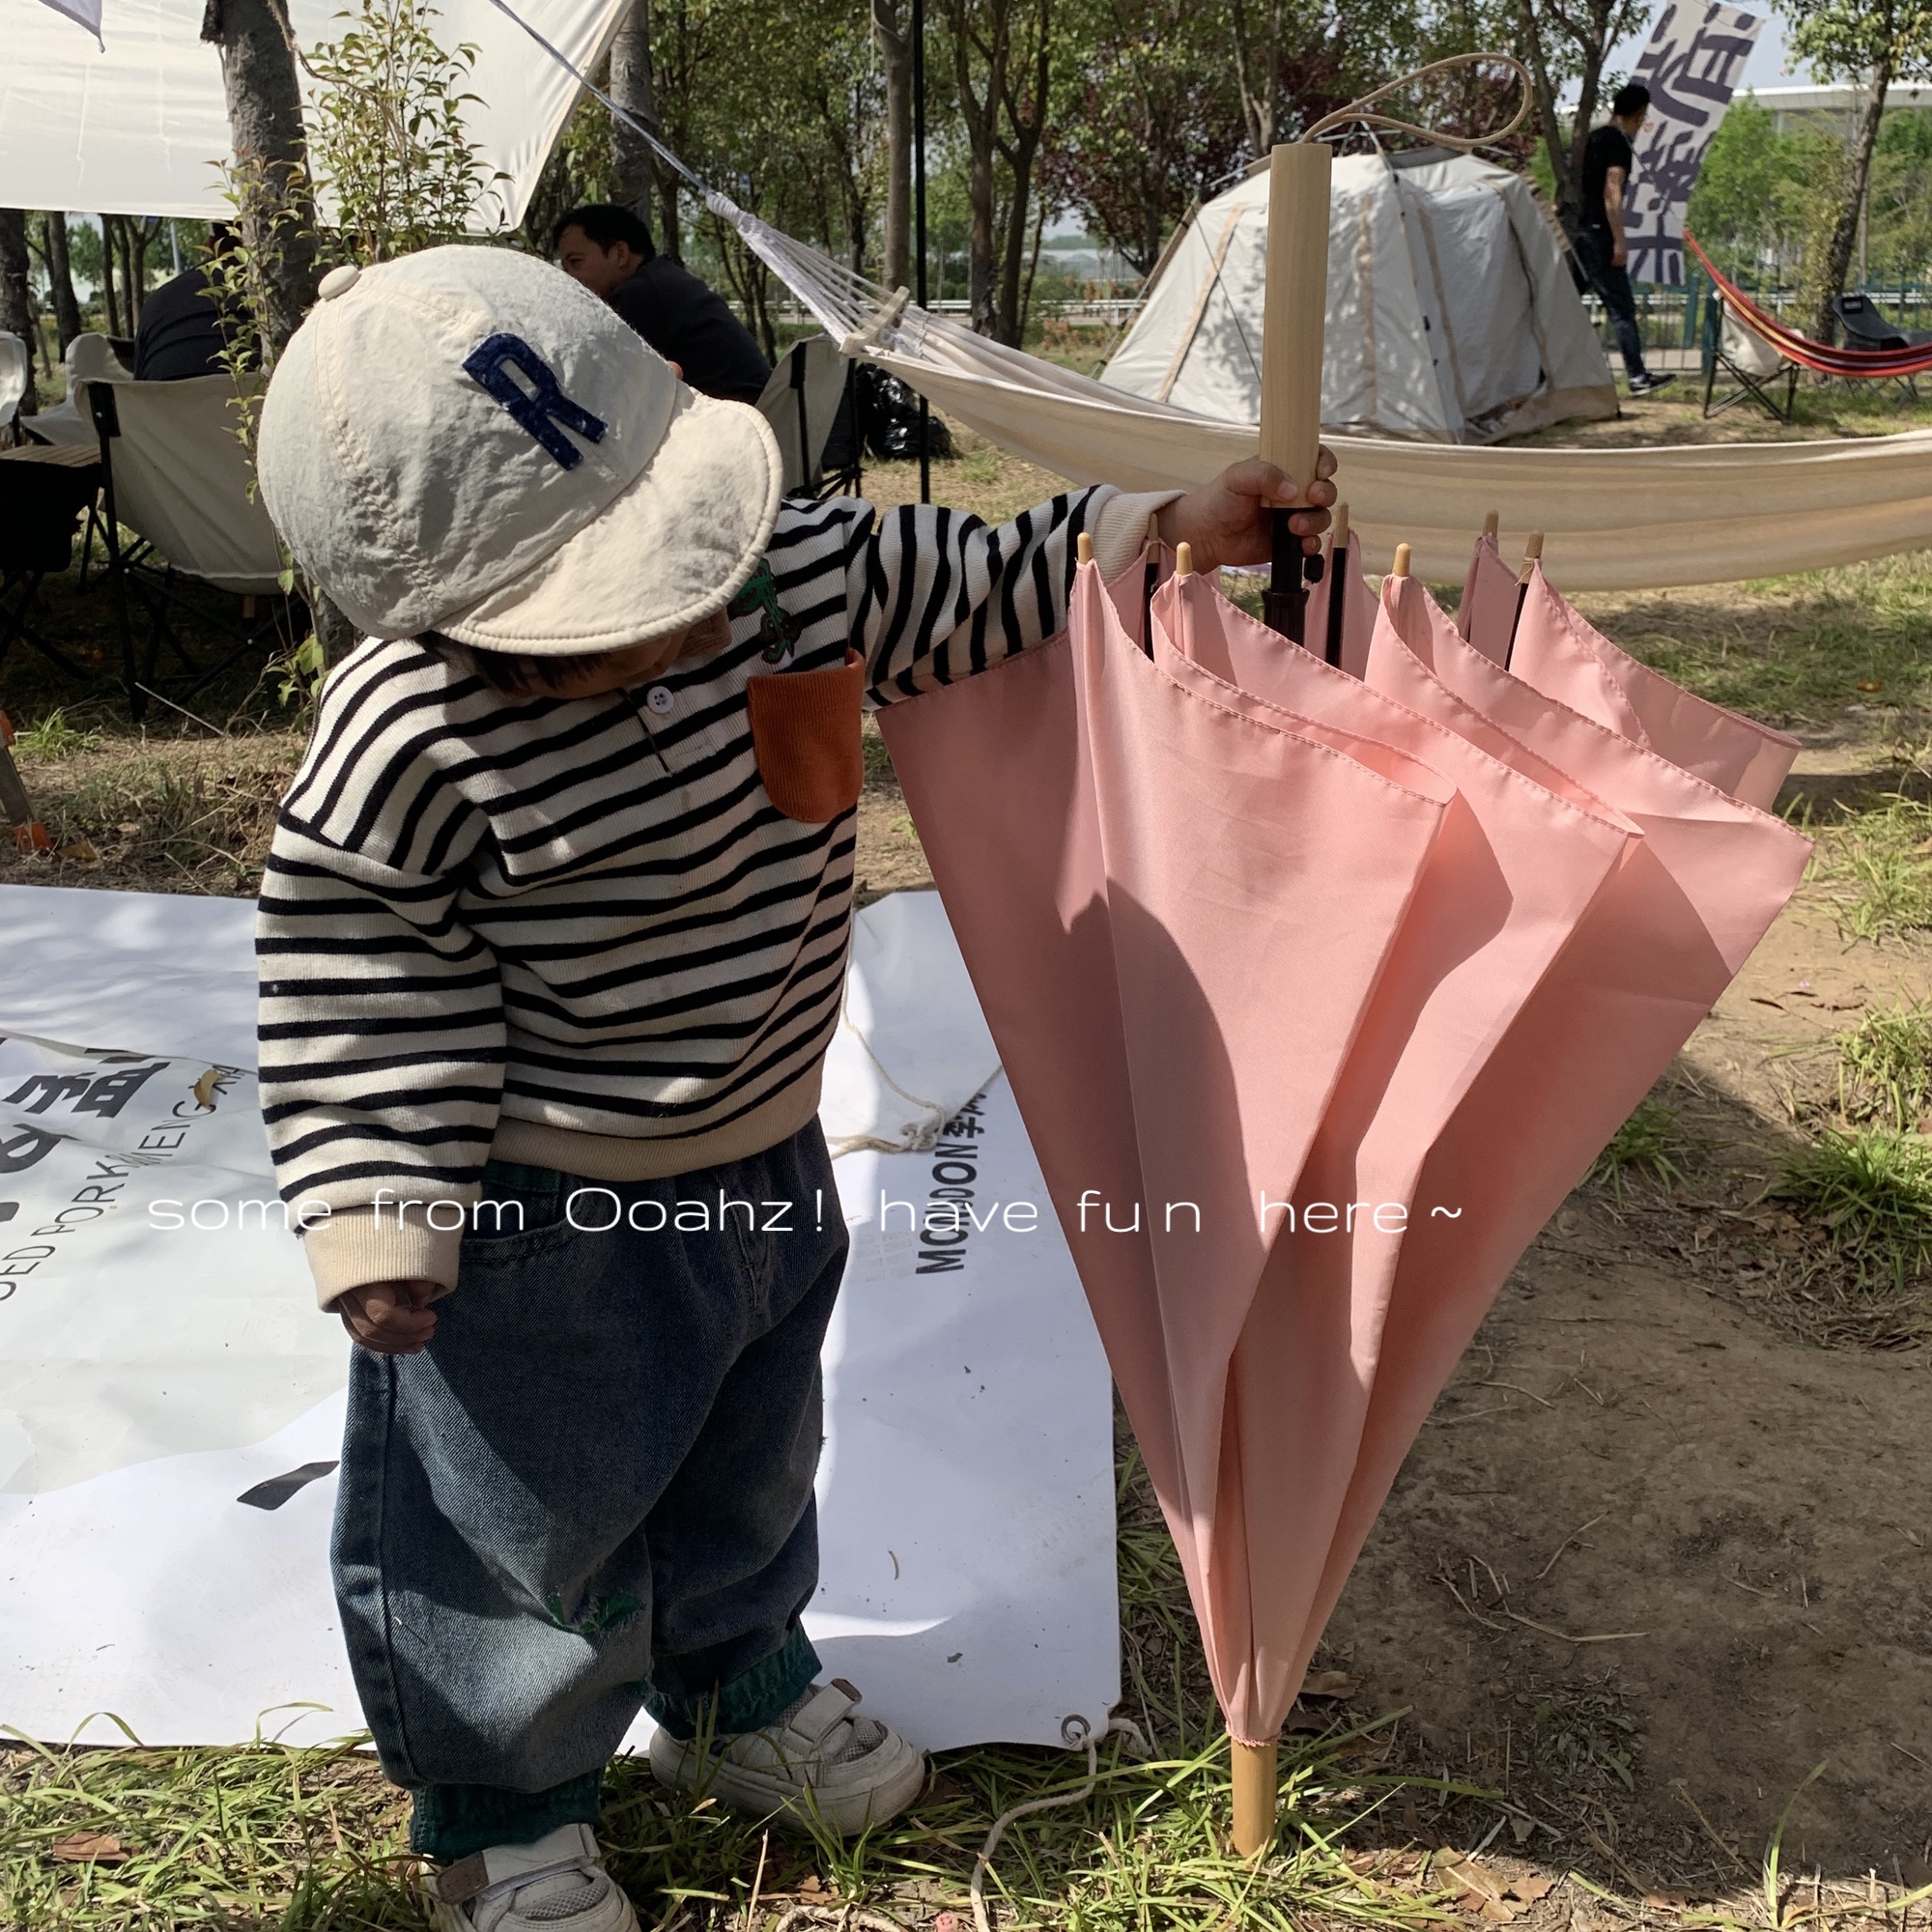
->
[[463, 333, 607, 469]]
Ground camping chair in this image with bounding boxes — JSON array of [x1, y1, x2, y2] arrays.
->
[[79, 373, 290, 720], [756, 335, 858, 497], [27, 333, 132, 451], [0, 332, 28, 446], [0, 442, 103, 687], [1702, 291, 1798, 425], [1832, 294, 1929, 401]]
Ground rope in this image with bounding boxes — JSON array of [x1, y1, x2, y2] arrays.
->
[[1301, 50, 1533, 151], [970, 1717, 1151, 1932]]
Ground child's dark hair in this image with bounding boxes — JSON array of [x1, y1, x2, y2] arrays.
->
[[419, 631, 609, 696]]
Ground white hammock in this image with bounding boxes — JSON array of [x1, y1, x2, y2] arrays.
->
[[495, 0, 1932, 593]]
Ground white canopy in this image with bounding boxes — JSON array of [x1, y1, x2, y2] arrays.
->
[[0, 0, 627, 225], [1102, 149, 1617, 445]]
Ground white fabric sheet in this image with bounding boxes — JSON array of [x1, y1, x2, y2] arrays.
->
[[0, 884, 1117, 1750], [0, 0, 629, 225]]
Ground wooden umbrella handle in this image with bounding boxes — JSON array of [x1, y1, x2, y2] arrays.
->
[[1231, 1738, 1279, 1854], [1261, 141, 1333, 508]]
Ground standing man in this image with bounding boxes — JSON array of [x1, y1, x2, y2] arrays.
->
[[554, 205, 772, 405], [1574, 84, 1675, 398]]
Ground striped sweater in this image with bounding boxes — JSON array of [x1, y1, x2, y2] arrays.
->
[[259, 483, 1172, 1301]]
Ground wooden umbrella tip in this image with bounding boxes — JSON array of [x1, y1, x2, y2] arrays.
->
[[1524, 529, 1546, 559], [1331, 500, 1350, 549], [1175, 541, 1194, 579], [1147, 510, 1161, 542], [1482, 510, 1499, 537], [1391, 542, 1411, 579], [1077, 531, 1094, 567]]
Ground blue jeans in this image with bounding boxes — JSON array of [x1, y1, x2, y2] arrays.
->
[[330, 1123, 847, 1860], [1574, 228, 1650, 383]]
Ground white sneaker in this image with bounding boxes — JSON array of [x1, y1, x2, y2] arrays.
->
[[424, 1823, 639, 1932], [648, 1678, 926, 1837]]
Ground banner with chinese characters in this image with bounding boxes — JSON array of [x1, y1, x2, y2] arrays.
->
[[1625, 1, 1763, 285]]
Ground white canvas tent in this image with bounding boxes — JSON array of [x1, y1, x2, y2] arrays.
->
[[1102, 148, 1617, 445], [0, 0, 629, 225]]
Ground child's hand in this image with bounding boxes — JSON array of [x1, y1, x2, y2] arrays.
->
[[1155, 452, 1339, 572], [336, 1278, 440, 1355]]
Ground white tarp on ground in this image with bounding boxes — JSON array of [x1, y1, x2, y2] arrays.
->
[[0, 0, 628, 225], [0, 884, 1117, 1751], [1100, 150, 1616, 445]]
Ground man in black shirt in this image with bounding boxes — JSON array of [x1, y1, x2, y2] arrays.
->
[[1573, 84, 1674, 398], [554, 205, 772, 405], [132, 226, 244, 382]]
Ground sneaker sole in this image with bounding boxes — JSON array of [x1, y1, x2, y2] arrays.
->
[[648, 1730, 927, 1837]]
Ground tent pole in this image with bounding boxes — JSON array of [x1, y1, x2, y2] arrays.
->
[[1231, 1738, 1279, 1855], [1259, 139, 1331, 646], [1322, 500, 1350, 666]]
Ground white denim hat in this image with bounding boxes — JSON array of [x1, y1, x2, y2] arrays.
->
[[257, 244, 782, 656]]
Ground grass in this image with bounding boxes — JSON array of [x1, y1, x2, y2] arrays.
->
[[0, 1443, 1469, 1932], [1812, 792, 1932, 943], [1773, 1125, 1932, 1295], [1587, 1097, 1693, 1204], [1565, 550, 1932, 730], [1834, 1000, 1932, 1131], [9, 707, 100, 758]]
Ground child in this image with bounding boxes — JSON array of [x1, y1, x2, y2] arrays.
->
[[254, 245, 1331, 1932]]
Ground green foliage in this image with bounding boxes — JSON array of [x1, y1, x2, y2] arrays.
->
[[13, 708, 99, 758], [271, 634, 330, 720], [1686, 94, 1842, 283], [1818, 793, 1932, 944], [1588, 1097, 1692, 1203], [307, 0, 504, 264], [1835, 999, 1932, 1131], [1776, 1125, 1932, 1293]]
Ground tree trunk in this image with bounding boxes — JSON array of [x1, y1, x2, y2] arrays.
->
[[992, 0, 1047, 345], [1519, 0, 1571, 222], [99, 216, 122, 338], [873, 0, 913, 290], [946, 0, 1008, 336], [1812, 58, 1890, 344], [201, 0, 319, 357], [43, 213, 85, 355], [1229, 0, 1281, 156], [610, 0, 659, 230], [0, 210, 40, 415]]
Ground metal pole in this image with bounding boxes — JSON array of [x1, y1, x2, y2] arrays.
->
[[912, 0, 930, 505]]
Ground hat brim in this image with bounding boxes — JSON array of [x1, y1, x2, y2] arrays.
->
[[437, 390, 783, 657]]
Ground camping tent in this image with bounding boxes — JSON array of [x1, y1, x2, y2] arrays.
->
[[1102, 148, 1617, 445], [0, 0, 628, 225]]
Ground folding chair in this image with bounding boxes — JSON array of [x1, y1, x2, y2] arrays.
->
[[1702, 292, 1798, 424], [80, 373, 290, 720], [756, 335, 859, 497], [0, 442, 104, 688], [1832, 294, 1927, 402], [26, 333, 132, 450]]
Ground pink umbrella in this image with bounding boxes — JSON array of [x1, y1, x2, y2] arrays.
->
[[1285, 564, 1810, 1661], [1507, 560, 1801, 810], [878, 554, 1453, 1763]]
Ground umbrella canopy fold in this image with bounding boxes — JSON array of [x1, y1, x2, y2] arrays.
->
[[1457, 529, 1521, 664], [1290, 574, 1810, 1659], [1506, 562, 1801, 810]]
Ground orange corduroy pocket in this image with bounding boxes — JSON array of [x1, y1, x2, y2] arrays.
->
[[746, 649, 866, 823]]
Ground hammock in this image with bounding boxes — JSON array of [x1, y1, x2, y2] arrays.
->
[[1684, 231, 1932, 381], [491, 0, 1932, 592]]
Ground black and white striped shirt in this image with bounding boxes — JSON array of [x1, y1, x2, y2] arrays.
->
[[259, 484, 1163, 1300]]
